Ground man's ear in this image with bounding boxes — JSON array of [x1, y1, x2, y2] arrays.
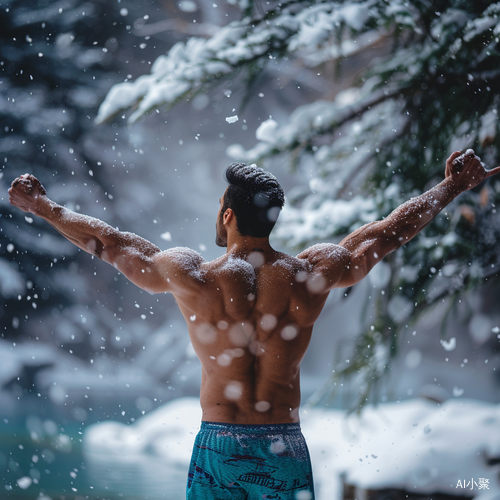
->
[[223, 208, 234, 225]]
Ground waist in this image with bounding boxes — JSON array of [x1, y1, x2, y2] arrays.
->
[[200, 421, 302, 435]]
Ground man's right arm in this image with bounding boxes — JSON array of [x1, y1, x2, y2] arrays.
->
[[8, 174, 204, 295]]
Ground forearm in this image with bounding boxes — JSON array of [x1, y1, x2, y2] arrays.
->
[[379, 175, 461, 247], [35, 196, 160, 262], [339, 176, 461, 283]]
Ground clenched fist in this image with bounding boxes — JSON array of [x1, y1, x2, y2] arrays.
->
[[445, 149, 500, 192], [8, 174, 47, 215]]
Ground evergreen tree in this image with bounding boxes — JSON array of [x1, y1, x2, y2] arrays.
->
[[0, 0, 166, 355]]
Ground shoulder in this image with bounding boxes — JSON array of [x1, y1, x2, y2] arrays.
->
[[269, 251, 309, 273], [153, 247, 207, 282], [162, 246, 205, 267], [296, 243, 352, 292], [296, 243, 351, 265]]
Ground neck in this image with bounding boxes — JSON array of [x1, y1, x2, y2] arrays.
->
[[226, 234, 273, 255]]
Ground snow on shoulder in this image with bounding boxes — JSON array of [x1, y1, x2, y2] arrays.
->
[[163, 246, 206, 281]]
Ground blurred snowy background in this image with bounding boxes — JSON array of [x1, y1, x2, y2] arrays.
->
[[1, 0, 500, 499]]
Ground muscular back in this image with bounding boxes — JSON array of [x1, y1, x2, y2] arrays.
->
[[168, 249, 330, 424]]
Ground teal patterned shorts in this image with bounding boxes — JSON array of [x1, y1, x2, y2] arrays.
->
[[186, 421, 315, 499]]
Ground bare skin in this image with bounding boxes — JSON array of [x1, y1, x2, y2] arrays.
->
[[8, 150, 500, 424]]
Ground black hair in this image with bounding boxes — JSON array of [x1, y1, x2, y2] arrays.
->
[[222, 163, 285, 238]]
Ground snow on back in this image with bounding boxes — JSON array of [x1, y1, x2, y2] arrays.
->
[[221, 255, 255, 284]]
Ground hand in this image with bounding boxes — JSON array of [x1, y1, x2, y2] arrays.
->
[[8, 174, 47, 214], [445, 149, 500, 192]]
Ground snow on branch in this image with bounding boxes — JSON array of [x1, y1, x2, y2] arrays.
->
[[463, 2, 500, 42], [96, 0, 413, 124], [227, 77, 404, 163], [276, 193, 378, 247]]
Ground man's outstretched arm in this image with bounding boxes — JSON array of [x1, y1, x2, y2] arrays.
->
[[8, 174, 203, 294], [299, 150, 500, 291]]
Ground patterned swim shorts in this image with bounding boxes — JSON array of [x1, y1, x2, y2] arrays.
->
[[186, 421, 314, 499]]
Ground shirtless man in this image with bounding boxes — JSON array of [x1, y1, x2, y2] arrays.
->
[[8, 150, 500, 499]]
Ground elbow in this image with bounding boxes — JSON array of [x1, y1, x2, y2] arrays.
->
[[84, 237, 105, 259], [99, 243, 122, 267], [349, 263, 370, 286], [337, 257, 369, 288], [138, 283, 164, 295]]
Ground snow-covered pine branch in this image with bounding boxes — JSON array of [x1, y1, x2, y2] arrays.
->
[[226, 78, 405, 162], [96, 0, 416, 124]]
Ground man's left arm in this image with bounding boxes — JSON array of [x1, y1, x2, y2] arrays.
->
[[300, 150, 500, 291]]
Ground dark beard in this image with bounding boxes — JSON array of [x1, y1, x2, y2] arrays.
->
[[215, 222, 227, 247], [215, 235, 227, 247]]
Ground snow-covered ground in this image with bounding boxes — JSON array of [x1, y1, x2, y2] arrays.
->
[[83, 396, 500, 500]]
